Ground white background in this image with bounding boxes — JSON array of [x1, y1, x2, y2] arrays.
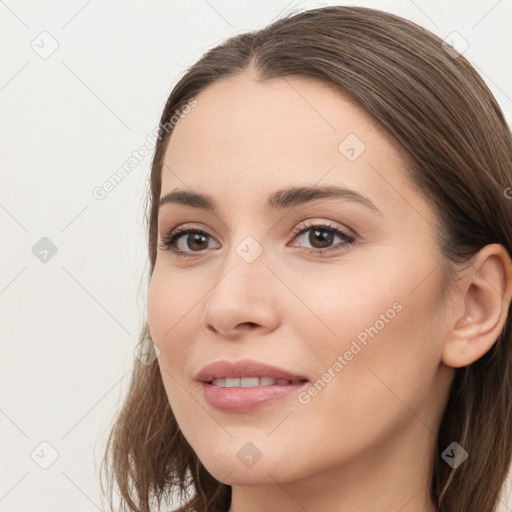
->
[[1, 1, 511, 511]]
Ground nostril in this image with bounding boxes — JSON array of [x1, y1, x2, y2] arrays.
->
[[239, 322, 258, 329]]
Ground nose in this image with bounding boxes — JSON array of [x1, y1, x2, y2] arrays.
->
[[200, 241, 280, 339]]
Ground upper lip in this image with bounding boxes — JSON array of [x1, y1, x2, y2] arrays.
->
[[195, 359, 309, 383]]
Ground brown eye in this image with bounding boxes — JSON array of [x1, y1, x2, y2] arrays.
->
[[181, 232, 209, 251], [291, 221, 355, 255], [158, 227, 218, 256], [307, 227, 335, 249]]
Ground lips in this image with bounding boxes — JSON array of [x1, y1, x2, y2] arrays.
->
[[195, 359, 310, 413], [195, 359, 309, 383]]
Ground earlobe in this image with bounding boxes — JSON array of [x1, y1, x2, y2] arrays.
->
[[441, 244, 512, 369]]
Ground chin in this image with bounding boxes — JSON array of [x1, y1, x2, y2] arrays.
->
[[198, 447, 306, 486]]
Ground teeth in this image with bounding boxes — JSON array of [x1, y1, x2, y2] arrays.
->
[[210, 377, 297, 387]]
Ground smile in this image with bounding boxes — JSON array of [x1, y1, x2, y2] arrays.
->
[[210, 377, 305, 387]]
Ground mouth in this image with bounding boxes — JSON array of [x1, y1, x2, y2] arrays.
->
[[199, 378, 310, 413], [208, 376, 309, 387], [195, 359, 310, 412], [195, 358, 309, 383]]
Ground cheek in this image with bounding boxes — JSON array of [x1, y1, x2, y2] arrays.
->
[[147, 267, 200, 420], [284, 257, 444, 412], [279, 260, 403, 354], [147, 266, 197, 368], [248, 266, 445, 475]]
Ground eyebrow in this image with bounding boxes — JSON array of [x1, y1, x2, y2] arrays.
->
[[159, 185, 382, 214]]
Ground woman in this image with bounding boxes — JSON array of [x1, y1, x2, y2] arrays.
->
[[100, 6, 512, 512]]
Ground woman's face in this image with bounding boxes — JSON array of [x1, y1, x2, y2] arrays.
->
[[147, 71, 456, 495]]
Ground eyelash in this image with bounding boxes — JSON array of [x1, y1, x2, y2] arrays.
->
[[158, 220, 355, 258]]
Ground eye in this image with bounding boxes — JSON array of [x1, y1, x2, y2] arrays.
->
[[290, 220, 355, 255], [158, 224, 218, 257]]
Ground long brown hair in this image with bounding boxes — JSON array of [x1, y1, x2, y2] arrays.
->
[[100, 6, 512, 512]]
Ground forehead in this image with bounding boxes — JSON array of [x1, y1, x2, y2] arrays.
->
[[161, 72, 419, 216]]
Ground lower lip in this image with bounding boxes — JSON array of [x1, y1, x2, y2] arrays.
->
[[200, 381, 309, 412]]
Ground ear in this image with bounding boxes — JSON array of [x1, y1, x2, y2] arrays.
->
[[442, 243, 512, 368]]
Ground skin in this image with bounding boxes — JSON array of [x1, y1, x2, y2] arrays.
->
[[147, 68, 512, 512]]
